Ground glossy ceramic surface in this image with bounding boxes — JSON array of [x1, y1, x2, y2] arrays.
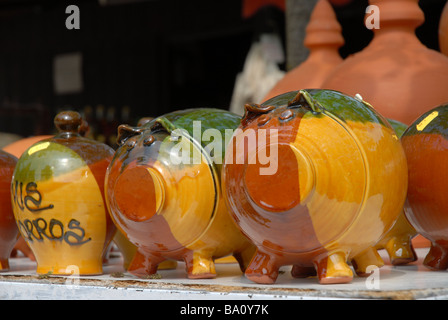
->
[[105, 108, 256, 279], [0, 150, 19, 271], [402, 104, 448, 270], [113, 230, 177, 271], [222, 89, 408, 284], [11, 111, 116, 275], [374, 119, 418, 265], [322, 0, 448, 125]]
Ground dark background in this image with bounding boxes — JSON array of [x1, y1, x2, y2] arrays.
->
[[0, 0, 445, 143]]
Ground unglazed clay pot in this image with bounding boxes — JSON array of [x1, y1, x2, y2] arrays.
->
[[322, 0, 448, 125], [105, 108, 256, 279], [439, 1, 448, 56], [11, 111, 116, 275], [263, 0, 343, 101], [0, 150, 19, 271], [402, 103, 448, 270], [222, 89, 408, 284]]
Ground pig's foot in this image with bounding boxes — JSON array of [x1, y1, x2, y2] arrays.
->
[[127, 249, 166, 278], [184, 251, 216, 279], [314, 251, 353, 284], [351, 247, 384, 277], [384, 235, 417, 265], [244, 249, 280, 284], [424, 241, 448, 270], [233, 244, 257, 273]]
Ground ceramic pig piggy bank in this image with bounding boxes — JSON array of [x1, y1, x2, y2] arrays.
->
[[105, 108, 256, 279], [402, 103, 448, 270], [374, 118, 418, 265], [222, 89, 408, 284], [0, 150, 19, 271]]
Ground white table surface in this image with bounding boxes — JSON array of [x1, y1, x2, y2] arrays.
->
[[1, 247, 447, 300]]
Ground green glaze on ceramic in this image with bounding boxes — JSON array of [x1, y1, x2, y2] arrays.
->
[[13, 141, 86, 184], [387, 118, 407, 138], [150, 108, 240, 141], [262, 89, 389, 127], [142, 108, 241, 164], [402, 104, 448, 138]]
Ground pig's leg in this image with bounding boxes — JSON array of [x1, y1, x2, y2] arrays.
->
[[383, 235, 417, 265], [127, 248, 166, 278], [424, 241, 448, 270], [233, 244, 257, 273], [351, 247, 384, 276], [314, 251, 353, 284], [184, 251, 216, 279], [244, 249, 281, 284]]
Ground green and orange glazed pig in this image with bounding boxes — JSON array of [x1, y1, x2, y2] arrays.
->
[[11, 111, 116, 275], [105, 108, 256, 279], [222, 89, 408, 284], [374, 118, 418, 265], [0, 150, 19, 271], [402, 104, 448, 270]]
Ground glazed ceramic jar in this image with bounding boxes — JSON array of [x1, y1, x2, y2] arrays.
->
[[0, 150, 19, 271], [402, 104, 448, 270], [105, 108, 256, 279], [11, 111, 116, 275], [222, 89, 408, 284], [263, 0, 344, 101], [322, 0, 448, 125]]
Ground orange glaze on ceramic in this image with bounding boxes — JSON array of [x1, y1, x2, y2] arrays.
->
[[11, 111, 115, 275], [0, 150, 19, 271], [373, 118, 418, 265], [222, 90, 408, 284], [105, 109, 256, 279], [402, 104, 448, 270]]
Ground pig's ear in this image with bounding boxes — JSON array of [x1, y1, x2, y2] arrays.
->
[[117, 125, 145, 146], [150, 116, 176, 134], [242, 103, 275, 126]]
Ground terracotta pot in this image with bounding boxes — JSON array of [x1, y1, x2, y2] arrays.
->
[[105, 108, 256, 279], [222, 89, 407, 284], [263, 0, 344, 101], [11, 111, 116, 275], [322, 0, 448, 125], [0, 150, 19, 271], [439, 1, 448, 56], [402, 103, 448, 270]]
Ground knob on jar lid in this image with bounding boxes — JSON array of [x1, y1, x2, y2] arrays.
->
[[54, 111, 83, 134]]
